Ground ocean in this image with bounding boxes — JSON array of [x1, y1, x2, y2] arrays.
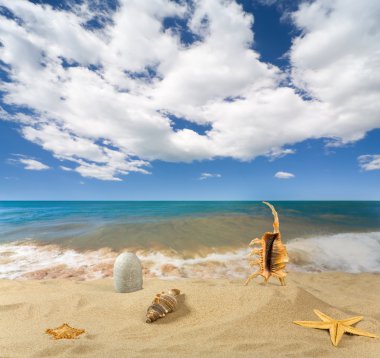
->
[[0, 201, 379, 280]]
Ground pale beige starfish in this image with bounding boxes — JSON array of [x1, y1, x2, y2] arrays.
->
[[294, 309, 377, 346], [45, 323, 85, 340]]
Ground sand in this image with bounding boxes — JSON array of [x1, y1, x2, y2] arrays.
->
[[0, 272, 379, 357]]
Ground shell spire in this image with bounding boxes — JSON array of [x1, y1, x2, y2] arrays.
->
[[263, 201, 280, 234], [244, 201, 289, 286], [146, 289, 181, 323]]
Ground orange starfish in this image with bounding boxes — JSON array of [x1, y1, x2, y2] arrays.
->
[[294, 309, 377, 346], [45, 323, 85, 340]]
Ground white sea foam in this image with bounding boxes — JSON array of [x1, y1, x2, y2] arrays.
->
[[139, 249, 250, 279], [0, 241, 116, 280], [287, 231, 380, 273], [0, 232, 379, 280]]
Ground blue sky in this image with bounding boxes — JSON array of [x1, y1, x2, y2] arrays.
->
[[0, 0, 379, 200]]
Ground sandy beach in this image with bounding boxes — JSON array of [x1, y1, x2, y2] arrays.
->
[[1, 272, 379, 357]]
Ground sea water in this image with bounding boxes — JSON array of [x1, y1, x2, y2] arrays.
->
[[0, 201, 379, 279]]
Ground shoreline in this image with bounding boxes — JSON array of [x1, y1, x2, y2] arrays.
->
[[0, 272, 379, 357], [1, 231, 380, 280]]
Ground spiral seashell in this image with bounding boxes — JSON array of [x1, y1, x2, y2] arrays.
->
[[244, 201, 289, 286], [113, 252, 143, 293], [146, 289, 181, 323]]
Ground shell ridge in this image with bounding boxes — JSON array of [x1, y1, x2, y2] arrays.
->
[[146, 289, 180, 323]]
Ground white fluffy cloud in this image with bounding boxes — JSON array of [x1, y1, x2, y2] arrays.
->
[[290, 0, 380, 143], [274, 171, 295, 179], [0, 0, 379, 180], [199, 172, 222, 180], [17, 158, 50, 171], [358, 155, 380, 171]]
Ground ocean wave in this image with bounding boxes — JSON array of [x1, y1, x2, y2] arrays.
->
[[0, 240, 116, 280], [0, 232, 379, 280], [287, 231, 380, 273]]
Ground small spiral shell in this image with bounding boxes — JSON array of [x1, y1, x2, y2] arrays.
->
[[146, 289, 180, 323]]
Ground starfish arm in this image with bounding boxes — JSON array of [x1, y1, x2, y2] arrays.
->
[[329, 323, 338, 346], [313, 309, 335, 322], [343, 325, 377, 338], [333, 323, 345, 346], [340, 316, 363, 325], [293, 320, 332, 329]]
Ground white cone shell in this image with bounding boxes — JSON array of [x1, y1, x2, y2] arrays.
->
[[113, 252, 143, 293]]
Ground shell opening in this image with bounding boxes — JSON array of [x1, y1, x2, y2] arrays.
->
[[264, 233, 278, 271]]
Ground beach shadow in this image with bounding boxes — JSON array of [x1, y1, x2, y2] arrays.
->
[[151, 293, 190, 325]]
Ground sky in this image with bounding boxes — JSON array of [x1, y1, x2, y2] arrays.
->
[[0, 0, 379, 200]]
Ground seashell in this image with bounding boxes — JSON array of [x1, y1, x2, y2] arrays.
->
[[113, 252, 143, 293], [146, 289, 181, 323], [244, 201, 289, 286]]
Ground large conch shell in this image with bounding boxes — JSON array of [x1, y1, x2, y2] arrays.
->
[[244, 201, 289, 286], [146, 289, 181, 323]]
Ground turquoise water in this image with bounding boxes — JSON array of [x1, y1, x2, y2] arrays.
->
[[1, 201, 380, 243], [1, 200, 380, 225], [0, 201, 379, 278]]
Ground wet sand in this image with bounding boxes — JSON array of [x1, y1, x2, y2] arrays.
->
[[56, 214, 372, 251], [0, 272, 379, 357]]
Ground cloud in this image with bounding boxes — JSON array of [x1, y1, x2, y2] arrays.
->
[[358, 155, 380, 171], [265, 148, 296, 161], [199, 172, 222, 180], [0, 0, 379, 180], [17, 158, 50, 171], [290, 0, 380, 143], [274, 171, 295, 179]]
